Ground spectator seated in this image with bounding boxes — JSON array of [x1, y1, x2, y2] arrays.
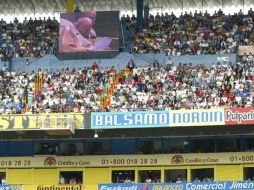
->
[[108, 57, 254, 111], [0, 17, 58, 60], [0, 64, 116, 114], [122, 8, 254, 55]]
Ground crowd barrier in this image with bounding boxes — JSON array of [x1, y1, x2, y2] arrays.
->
[[10, 55, 129, 73], [2, 181, 254, 190], [0, 107, 253, 130], [8, 53, 236, 74]]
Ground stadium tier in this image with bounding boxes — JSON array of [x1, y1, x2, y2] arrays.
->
[[1, 0, 254, 190]]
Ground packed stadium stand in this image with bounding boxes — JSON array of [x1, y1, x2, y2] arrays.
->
[[126, 9, 251, 55], [1, 0, 254, 190], [0, 18, 58, 60]]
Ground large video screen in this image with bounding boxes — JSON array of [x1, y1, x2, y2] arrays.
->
[[59, 11, 119, 53]]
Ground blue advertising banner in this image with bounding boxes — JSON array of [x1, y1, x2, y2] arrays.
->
[[0, 185, 22, 190], [98, 181, 254, 190], [91, 108, 225, 129], [170, 108, 225, 127], [0, 186, 13, 190], [91, 111, 170, 129], [98, 184, 149, 190]]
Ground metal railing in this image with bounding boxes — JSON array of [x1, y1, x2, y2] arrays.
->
[[35, 116, 75, 134]]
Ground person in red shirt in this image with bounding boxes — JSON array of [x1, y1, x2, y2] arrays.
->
[[155, 84, 161, 92], [219, 98, 226, 106], [224, 86, 231, 97], [196, 90, 204, 98], [91, 62, 98, 70], [228, 92, 235, 102], [95, 86, 102, 94], [246, 73, 253, 81]]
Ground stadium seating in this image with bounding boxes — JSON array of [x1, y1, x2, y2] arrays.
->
[[123, 9, 254, 55], [0, 9, 254, 114], [0, 55, 253, 114], [108, 57, 254, 111], [0, 8, 253, 59], [0, 64, 117, 114], [0, 17, 58, 60]]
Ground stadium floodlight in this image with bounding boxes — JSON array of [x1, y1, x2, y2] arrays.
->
[[94, 131, 98, 138]]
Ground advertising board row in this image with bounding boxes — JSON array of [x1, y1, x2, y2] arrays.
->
[[2, 182, 254, 190], [0, 108, 253, 130], [98, 181, 254, 190], [0, 113, 85, 130], [0, 152, 254, 168], [4, 183, 254, 190], [0, 185, 81, 190], [91, 108, 254, 129]]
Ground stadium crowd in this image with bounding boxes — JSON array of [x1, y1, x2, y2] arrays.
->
[[0, 63, 116, 114], [0, 9, 253, 114], [123, 8, 254, 55], [0, 17, 58, 60], [0, 8, 253, 59], [109, 55, 254, 111], [0, 54, 253, 114]]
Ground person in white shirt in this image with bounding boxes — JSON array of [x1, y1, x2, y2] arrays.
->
[[248, 53, 253, 63], [59, 175, 65, 184], [124, 177, 132, 183], [1, 177, 7, 185], [145, 177, 152, 183]]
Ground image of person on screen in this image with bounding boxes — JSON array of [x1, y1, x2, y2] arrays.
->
[[59, 16, 97, 52], [59, 11, 115, 53]]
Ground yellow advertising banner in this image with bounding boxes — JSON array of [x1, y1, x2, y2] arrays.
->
[[170, 108, 225, 127], [0, 152, 254, 168], [23, 185, 82, 190], [0, 113, 84, 130]]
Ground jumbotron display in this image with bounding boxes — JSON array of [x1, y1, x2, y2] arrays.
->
[[59, 11, 119, 53]]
